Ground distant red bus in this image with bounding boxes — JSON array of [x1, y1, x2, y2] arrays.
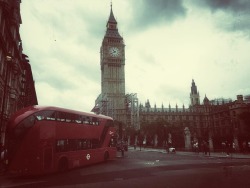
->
[[6, 105, 117, 175]]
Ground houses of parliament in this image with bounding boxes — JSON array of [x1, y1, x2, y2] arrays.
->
[[91, 4, 250, 151], [1, 1, 249, 151]]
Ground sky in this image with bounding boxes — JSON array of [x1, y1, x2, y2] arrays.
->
[[20, 0, 250, 112]]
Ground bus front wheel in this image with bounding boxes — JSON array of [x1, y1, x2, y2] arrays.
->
[[58, 157, 68, 172]]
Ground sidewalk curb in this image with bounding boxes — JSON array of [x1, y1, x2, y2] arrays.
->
[[128, 147, 250, 159]]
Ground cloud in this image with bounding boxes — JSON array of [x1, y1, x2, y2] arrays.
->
[[20, 0, 250, 112], [197, 0, 250, 12], [192, 0, 250, 36], [128, 0, 187, 31]]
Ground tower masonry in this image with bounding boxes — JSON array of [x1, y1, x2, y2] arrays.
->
[[93, 4, 126, 123], [190, 79, 200, 106]]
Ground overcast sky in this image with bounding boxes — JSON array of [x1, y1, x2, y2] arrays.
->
[[20, 0, 250, 112]]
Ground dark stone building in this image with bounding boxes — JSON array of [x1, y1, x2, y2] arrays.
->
[[0, 0, 38, 146]]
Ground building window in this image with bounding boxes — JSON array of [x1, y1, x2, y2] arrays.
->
[[233, 111, 236, 117]]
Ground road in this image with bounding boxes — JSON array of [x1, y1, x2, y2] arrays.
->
[[1, 148, 250, 188]]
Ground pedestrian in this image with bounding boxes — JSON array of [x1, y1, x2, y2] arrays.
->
[[248, 142, 250, 152], [193, 142, 199, 153], [200, 142, 204, 154], [225, 141, 230, 156], [207, 141, 210, 156], [203, 141, 208, 155], [0, 143, 7, 173], [121, 143, 124, 157], [232, 142, 236, 153], [166, 143, 169, 153], [1, 143, 4, 159], [242, 141, 246, 153], [221, 141, 226, 153], [143, 140, 146, 149], [0, 143, 3, 160]]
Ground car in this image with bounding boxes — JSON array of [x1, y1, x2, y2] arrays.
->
[[168, 147, 176, 153]]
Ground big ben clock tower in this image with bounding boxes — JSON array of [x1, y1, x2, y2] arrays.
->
[[96, 4, 126, 122]]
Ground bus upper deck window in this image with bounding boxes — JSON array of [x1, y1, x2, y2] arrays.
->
[[65, 113, 72, 123], [57, 112, 66, 122], [83, 117, 90, 124], [92, 118, 99, 125], [82, 116, 91, 125], [34, 111, 56, 121], [72, 115, 81, 124]]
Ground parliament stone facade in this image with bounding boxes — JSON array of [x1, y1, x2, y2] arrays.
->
[[93, 4, 250, 151]]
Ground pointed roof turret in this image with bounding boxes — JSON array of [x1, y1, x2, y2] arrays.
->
[[203, 94, 210, 105], [105, 3, 122, 39], [108, 3, 117, 24], [191, 79, 198, 95]]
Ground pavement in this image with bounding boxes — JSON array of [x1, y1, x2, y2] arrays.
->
[[0, 149, 249, 188], [128, 146, 250, 159], [1, 147, 250, 176]]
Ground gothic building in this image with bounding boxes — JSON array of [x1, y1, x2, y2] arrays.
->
[[139, 80, 250, 151], [190, 79, 200, 106], [92, 4, 250, 151], [0, 0, 38, 145], [92, 4, 127, 125]]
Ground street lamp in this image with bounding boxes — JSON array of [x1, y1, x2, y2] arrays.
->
[[0, 52, 13, 146]]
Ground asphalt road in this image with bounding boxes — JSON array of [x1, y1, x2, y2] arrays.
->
[[1, 149, 250, 188]]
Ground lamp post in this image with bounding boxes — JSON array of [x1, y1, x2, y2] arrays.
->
[[0, 53, 13, 146]]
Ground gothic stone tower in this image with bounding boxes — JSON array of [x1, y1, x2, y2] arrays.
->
[[190, 79, 200, 106], [99, 5, 126, 123]]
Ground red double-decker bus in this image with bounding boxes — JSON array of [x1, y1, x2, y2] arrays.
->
[[6, 105, 117, 175]]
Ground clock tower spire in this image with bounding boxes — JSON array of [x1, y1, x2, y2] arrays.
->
[[105, 3, 122, 39], [190, 79, 200, 106], [95, 4, 126, 123]]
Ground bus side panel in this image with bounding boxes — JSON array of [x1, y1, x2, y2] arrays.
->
[[43, 147, 53, 171], [8, 124, 41, 175], [55, 123, 103, 140], [55, 148, 110, 171], [39, 121, 56, 174]]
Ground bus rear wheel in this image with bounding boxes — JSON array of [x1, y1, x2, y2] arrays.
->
[[104, 151, 109, 162], [58, 157, 68, 172]]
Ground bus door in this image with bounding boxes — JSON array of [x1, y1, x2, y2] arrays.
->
[[43, 147, 53, 172]]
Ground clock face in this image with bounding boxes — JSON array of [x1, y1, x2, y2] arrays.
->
[[109, 47, 120, 57]]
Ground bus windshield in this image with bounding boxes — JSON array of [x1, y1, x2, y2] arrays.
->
[[10, 114, 36, 139]]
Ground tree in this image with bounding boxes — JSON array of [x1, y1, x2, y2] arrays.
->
[[239, 111, 250, 136]]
